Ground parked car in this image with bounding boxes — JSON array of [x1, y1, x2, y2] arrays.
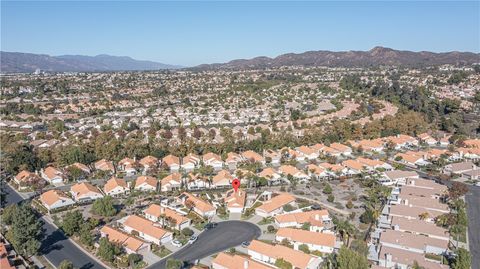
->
[[172, 240, 183, 247], [241, 241, 250, 247], [204, 222, 218, 230], [311, 204, 321, 210], [188, 235, 198, 244]]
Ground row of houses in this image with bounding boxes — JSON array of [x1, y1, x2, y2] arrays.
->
[[369, 177, 451, 269]]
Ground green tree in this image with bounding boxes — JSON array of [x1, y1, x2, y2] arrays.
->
[[97, 237, 122, 262], [166, 258, 183, 269], [59, 260, 74, 269], [61, 210, 84, 236], [336, 246, 369, 269], [452, 248, 471, 269], [128, 253, 142, 268], [274, 258, 293, 269], [323, 183, 332, 194], [298, 244, 310, 254], [1, 204, 18, 225], [181, 228, 194, 237], [5, 204, 44, 257], [79, 224, 94, 247], [91, 196, 117, 217]]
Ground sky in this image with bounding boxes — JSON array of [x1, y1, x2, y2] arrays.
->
[[1, 1, 479, 66]]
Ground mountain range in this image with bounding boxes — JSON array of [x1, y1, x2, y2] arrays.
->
[[193, 47, 480, 70], [0, 52, 182, 73], [1, 47, 479, 73]]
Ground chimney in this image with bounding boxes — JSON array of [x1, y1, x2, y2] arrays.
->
[[243, 260, 249, 269], [314, 214, 320, 221]]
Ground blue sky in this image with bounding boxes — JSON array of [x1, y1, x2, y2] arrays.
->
[[1, 1, 479, 66]]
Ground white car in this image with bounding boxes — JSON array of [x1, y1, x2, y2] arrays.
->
[[172, 240, 183, 248], [188, 235, 197, 244]]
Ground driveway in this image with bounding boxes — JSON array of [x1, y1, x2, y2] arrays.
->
[[148, 220, 261, 269]]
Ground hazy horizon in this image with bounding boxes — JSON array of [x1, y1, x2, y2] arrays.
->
[[2, 1, 479, 66]]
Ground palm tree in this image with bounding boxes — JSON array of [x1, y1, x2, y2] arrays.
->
[[419, 212, 430, 221], [336, 220, 355, 247]]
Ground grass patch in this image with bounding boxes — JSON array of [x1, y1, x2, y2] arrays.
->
[[257, 217, 274, 225], [153, 246, 172, 258]]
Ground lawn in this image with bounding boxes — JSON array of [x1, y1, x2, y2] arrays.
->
[[153, 246, 172, 258]]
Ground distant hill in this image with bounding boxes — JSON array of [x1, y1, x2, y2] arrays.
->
[[193, 47, 480, 70], [0, 52, 182, 73]]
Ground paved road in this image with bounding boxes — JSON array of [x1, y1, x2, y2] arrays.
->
[[148, 221, 261, 269], [465, 185, 480, 269], [3, 183, 106, 269]]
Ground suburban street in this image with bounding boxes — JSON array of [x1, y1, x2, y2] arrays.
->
[[465, 185, 480, 269], [148, 221, 261, 269], [3, 183, 106, 269]]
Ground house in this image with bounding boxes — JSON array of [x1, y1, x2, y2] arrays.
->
[[139, 155, 159, 171], [122, 215, 173, 245], [348, 139, 385, 153], [182, 153, 200, 171], [385, 135, 419, 150], [203, 152, 224, 170], [225, 152, 242, 170], [13, 170, 43, 190], [275, 228, 336, 253], [104, 177, 129, 196], [330, 143, 353, 156], [356, 157, 393, 171], [278, 165, 309, 181], [379, 229, 448, 255], [394, 152, 430, 167], [341, 159, 365, 175], [274, 210, 331, 232], [255, 192, 296, 217], [390, 217, 449, 241], [418, 133, 438, 146], [162, 155, 180, 171], [40, 166, 65, 184], [70, 182, 104, 202], [135, 176, 158, 192], [185, 172, 208, 190], [68, 162, 91, 175], [161, 173, 182, 192], [94, 159, 115, 173], [443, 161, 477, 175], [318, 162, 346, 177], [100, 225, 150, 254], [387, 204, 443, 223], [380, 170, 419, 186], [224, 189, 246, 213], [247, 240, 322, 269], [178, 192, 216, 217], [258, 167, 283, 185], [377, 245, 449, 269], [296, 146, 319, 161], [306, 164, 328, 179], [212, 253, 274, 269], [212, 170, 233, 188], [118, 157, 138, 176], [40, 190, 75, 212], [242, 150, 265, 164], [263, 149, 281, 165], [143, 204, 191, 231]]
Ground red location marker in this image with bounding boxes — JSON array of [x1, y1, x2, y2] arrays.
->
[[232, 178, 240, 192]]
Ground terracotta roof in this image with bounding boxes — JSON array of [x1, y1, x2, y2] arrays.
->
[[276, 228, 335, 247], [100, 225, 146, 252], [306, 164, 325, 175], [213, 170, 233, 185], [225, 189, 246, 209], [139, 155, 158, 166], [44, 166, 63, 180], [275, 210, 329, 225], [15, 170, 39, 183], [123, 215, 169, 239], [95, 159, 115, 171], [379, 245, 449, 269], [212, 253, 274, 269], [342, 159, 365, 171], [162, 154, 180, 166], [104, 177, 128, 193], [135, 176, 158, 188], [40, 190, 72, 206], [203, 152, 222, 162], [258, 167, 278, 178], [71, 182, 102, 197], [278, 165, 302, 176], [242, 150, 264, 162], [144, 204, 189, 224], [256, 193, 295, 213], [161, 172, 182, 186], [391, 217, 448, 238], [248, 240, 316, 269], [330, 143, 351, 152], [380, 229, 448, 251], [180, 192, 215, 213]]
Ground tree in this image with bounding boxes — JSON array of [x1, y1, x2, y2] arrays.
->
[[91, 196, 117, 217], [1, 204, 18, 225], [298, 244, 310, 254], [323, 183, 332, 194], [79, 224, 94, 247], [181, 228, 194, 237], [448, 182, 469, 200], [336, 246, 369, 269], [274, 258, 293, 269], [166, 258, 183, 269], [59, 260, 74, 269], [128, 253, 142, 268], [97, 237, 122, 262], [61, 210, 84, 236], [452, 248, 471, 269], [327, 194, 335, 202], [5, 203, 44, 257]]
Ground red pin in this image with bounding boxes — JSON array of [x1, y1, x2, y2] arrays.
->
[[232, 178, 240, 192]]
